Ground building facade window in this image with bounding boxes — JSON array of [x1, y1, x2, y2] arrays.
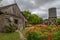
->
[[0, 11, 3, 15], [14, 19, 18, 24]]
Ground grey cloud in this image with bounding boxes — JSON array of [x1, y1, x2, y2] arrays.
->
[[36, 13, 48, 19], [18, 0, 55, 11], [18, 0, 37, 11], [34, 0, 54, 6], [0, 0, 14, 6], [0, 0, 60, 19], [17, 0, 57, 19]]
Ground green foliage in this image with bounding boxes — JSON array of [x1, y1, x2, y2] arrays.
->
[[0, 32, 20, 40], [54, 32, 60, 40], [23, 11, 31, 19], [3, 23, 18, 33], [26, 25, 60, 40], [27, 30, 48, 40], [29, 14, 43, 24], [27, 30, 41, 40], [57, 18, 60, 24], [22, 11, 43, 24]]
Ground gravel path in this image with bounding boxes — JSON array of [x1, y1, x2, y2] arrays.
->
[[19, 31, 27, 40]]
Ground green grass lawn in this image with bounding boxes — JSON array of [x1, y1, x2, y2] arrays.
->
[[0, 32, 20, 40]]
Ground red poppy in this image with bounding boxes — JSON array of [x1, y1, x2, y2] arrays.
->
[[28, 28, 35, 33], [40, 29, 43, 32], [50, 33, 54, 37], [35, 27, 38, 30], [43, 38, 46, 40], [58, 25, 60, 26], [48, 37, 50, 40]]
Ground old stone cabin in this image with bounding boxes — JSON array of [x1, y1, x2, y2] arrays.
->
[[0, 3, 27, 31]]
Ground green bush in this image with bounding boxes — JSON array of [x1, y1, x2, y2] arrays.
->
[[3, 23, 18, 33], [27, 30, 48, 40], [27, 30, 41, 40], [53, 32, 60, 40]]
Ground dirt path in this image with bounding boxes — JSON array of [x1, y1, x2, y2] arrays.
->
[[18, 31, 26, 40]]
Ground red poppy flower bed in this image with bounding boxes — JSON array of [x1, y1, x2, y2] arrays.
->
[[26, 24, 60, 40]]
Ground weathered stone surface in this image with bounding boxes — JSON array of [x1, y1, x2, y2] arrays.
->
[[0, 3, 27, 32]]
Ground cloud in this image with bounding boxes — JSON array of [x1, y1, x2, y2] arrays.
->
[[0, 0, 60, 19], [0, 0, 14, 6], [31, 0, 60, 19], [18, 0, 55, 11], [17, 0, 56, 19]]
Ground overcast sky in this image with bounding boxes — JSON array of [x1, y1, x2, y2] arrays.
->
[[0, 0, 60, 19]]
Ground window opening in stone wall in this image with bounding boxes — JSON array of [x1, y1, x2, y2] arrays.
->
[[5, 11, 7, 14], [14, 19, 18, 24], [0, 11, 4, 15]]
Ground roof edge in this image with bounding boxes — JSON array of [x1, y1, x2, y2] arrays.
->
[[0, 3, 17, 9]]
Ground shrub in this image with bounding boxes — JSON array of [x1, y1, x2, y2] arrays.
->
[[26, 24, 60, 40], [3, 23, 18, 33], [27, 30, 41, 40]]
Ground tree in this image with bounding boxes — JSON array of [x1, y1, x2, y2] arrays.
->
[[22, 11, 31, 20], [22, 11, 43, 25], [29, 14, 43, 24]]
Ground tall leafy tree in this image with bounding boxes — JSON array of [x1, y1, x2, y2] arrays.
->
[[23, 11, 31, 20], [22, 11, 43, 24], [29, 14, 43, 24]]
